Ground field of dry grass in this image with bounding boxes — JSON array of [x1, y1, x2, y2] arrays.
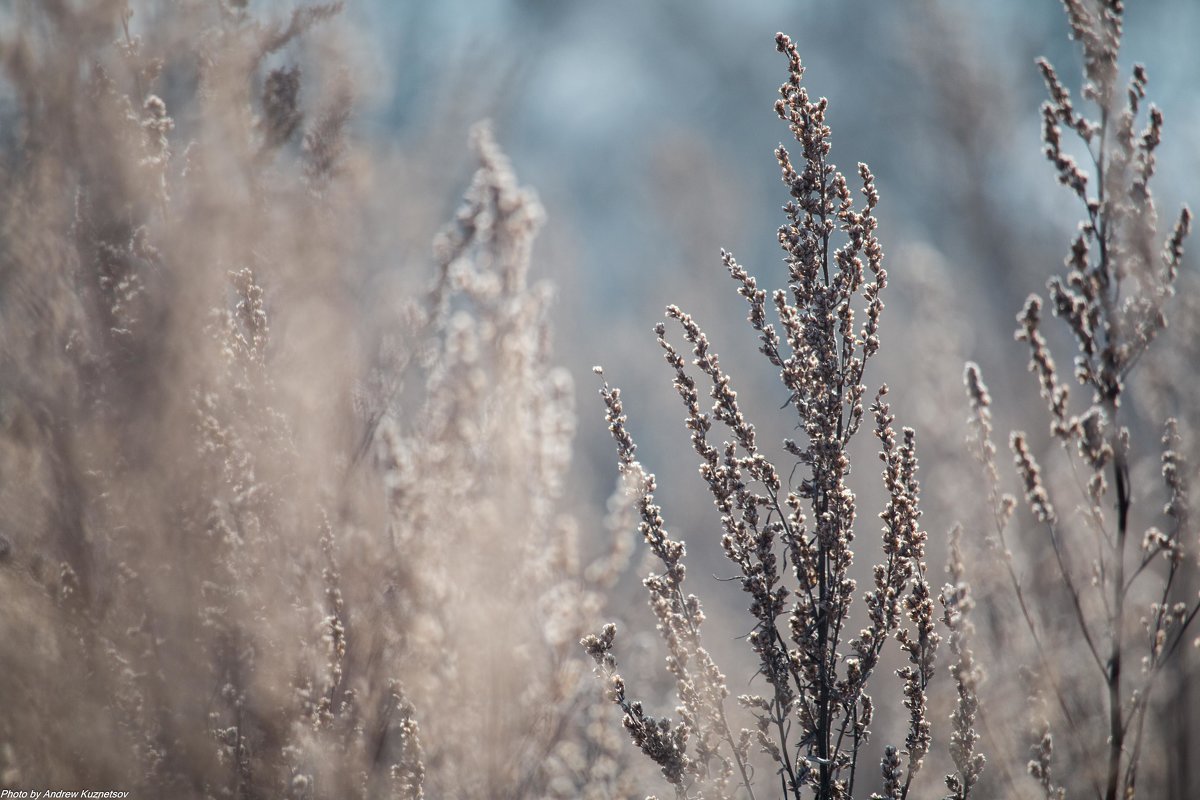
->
[[0, 2, 1196, 799]]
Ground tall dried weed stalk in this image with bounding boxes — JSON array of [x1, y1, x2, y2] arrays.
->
[[584, 33, 968, 800], [960, 2, 1196, 800], [0, 2, 635, 798]]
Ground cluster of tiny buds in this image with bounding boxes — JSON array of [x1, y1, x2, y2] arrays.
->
[[1010, 432, 1057, 525]]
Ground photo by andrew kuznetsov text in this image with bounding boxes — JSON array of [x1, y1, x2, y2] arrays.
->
[[0, 791, 130, 799]]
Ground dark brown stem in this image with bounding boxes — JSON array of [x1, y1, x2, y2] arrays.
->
[[1105, 446, 1129, 800]]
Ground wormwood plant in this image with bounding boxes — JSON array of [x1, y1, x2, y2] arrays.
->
[[583, 34, 979, 800], [368, 124, 639, 799], [962, 2, 1195, 800]]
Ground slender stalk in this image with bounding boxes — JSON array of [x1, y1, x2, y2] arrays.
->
[[1105, 447, 1129, 800]]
